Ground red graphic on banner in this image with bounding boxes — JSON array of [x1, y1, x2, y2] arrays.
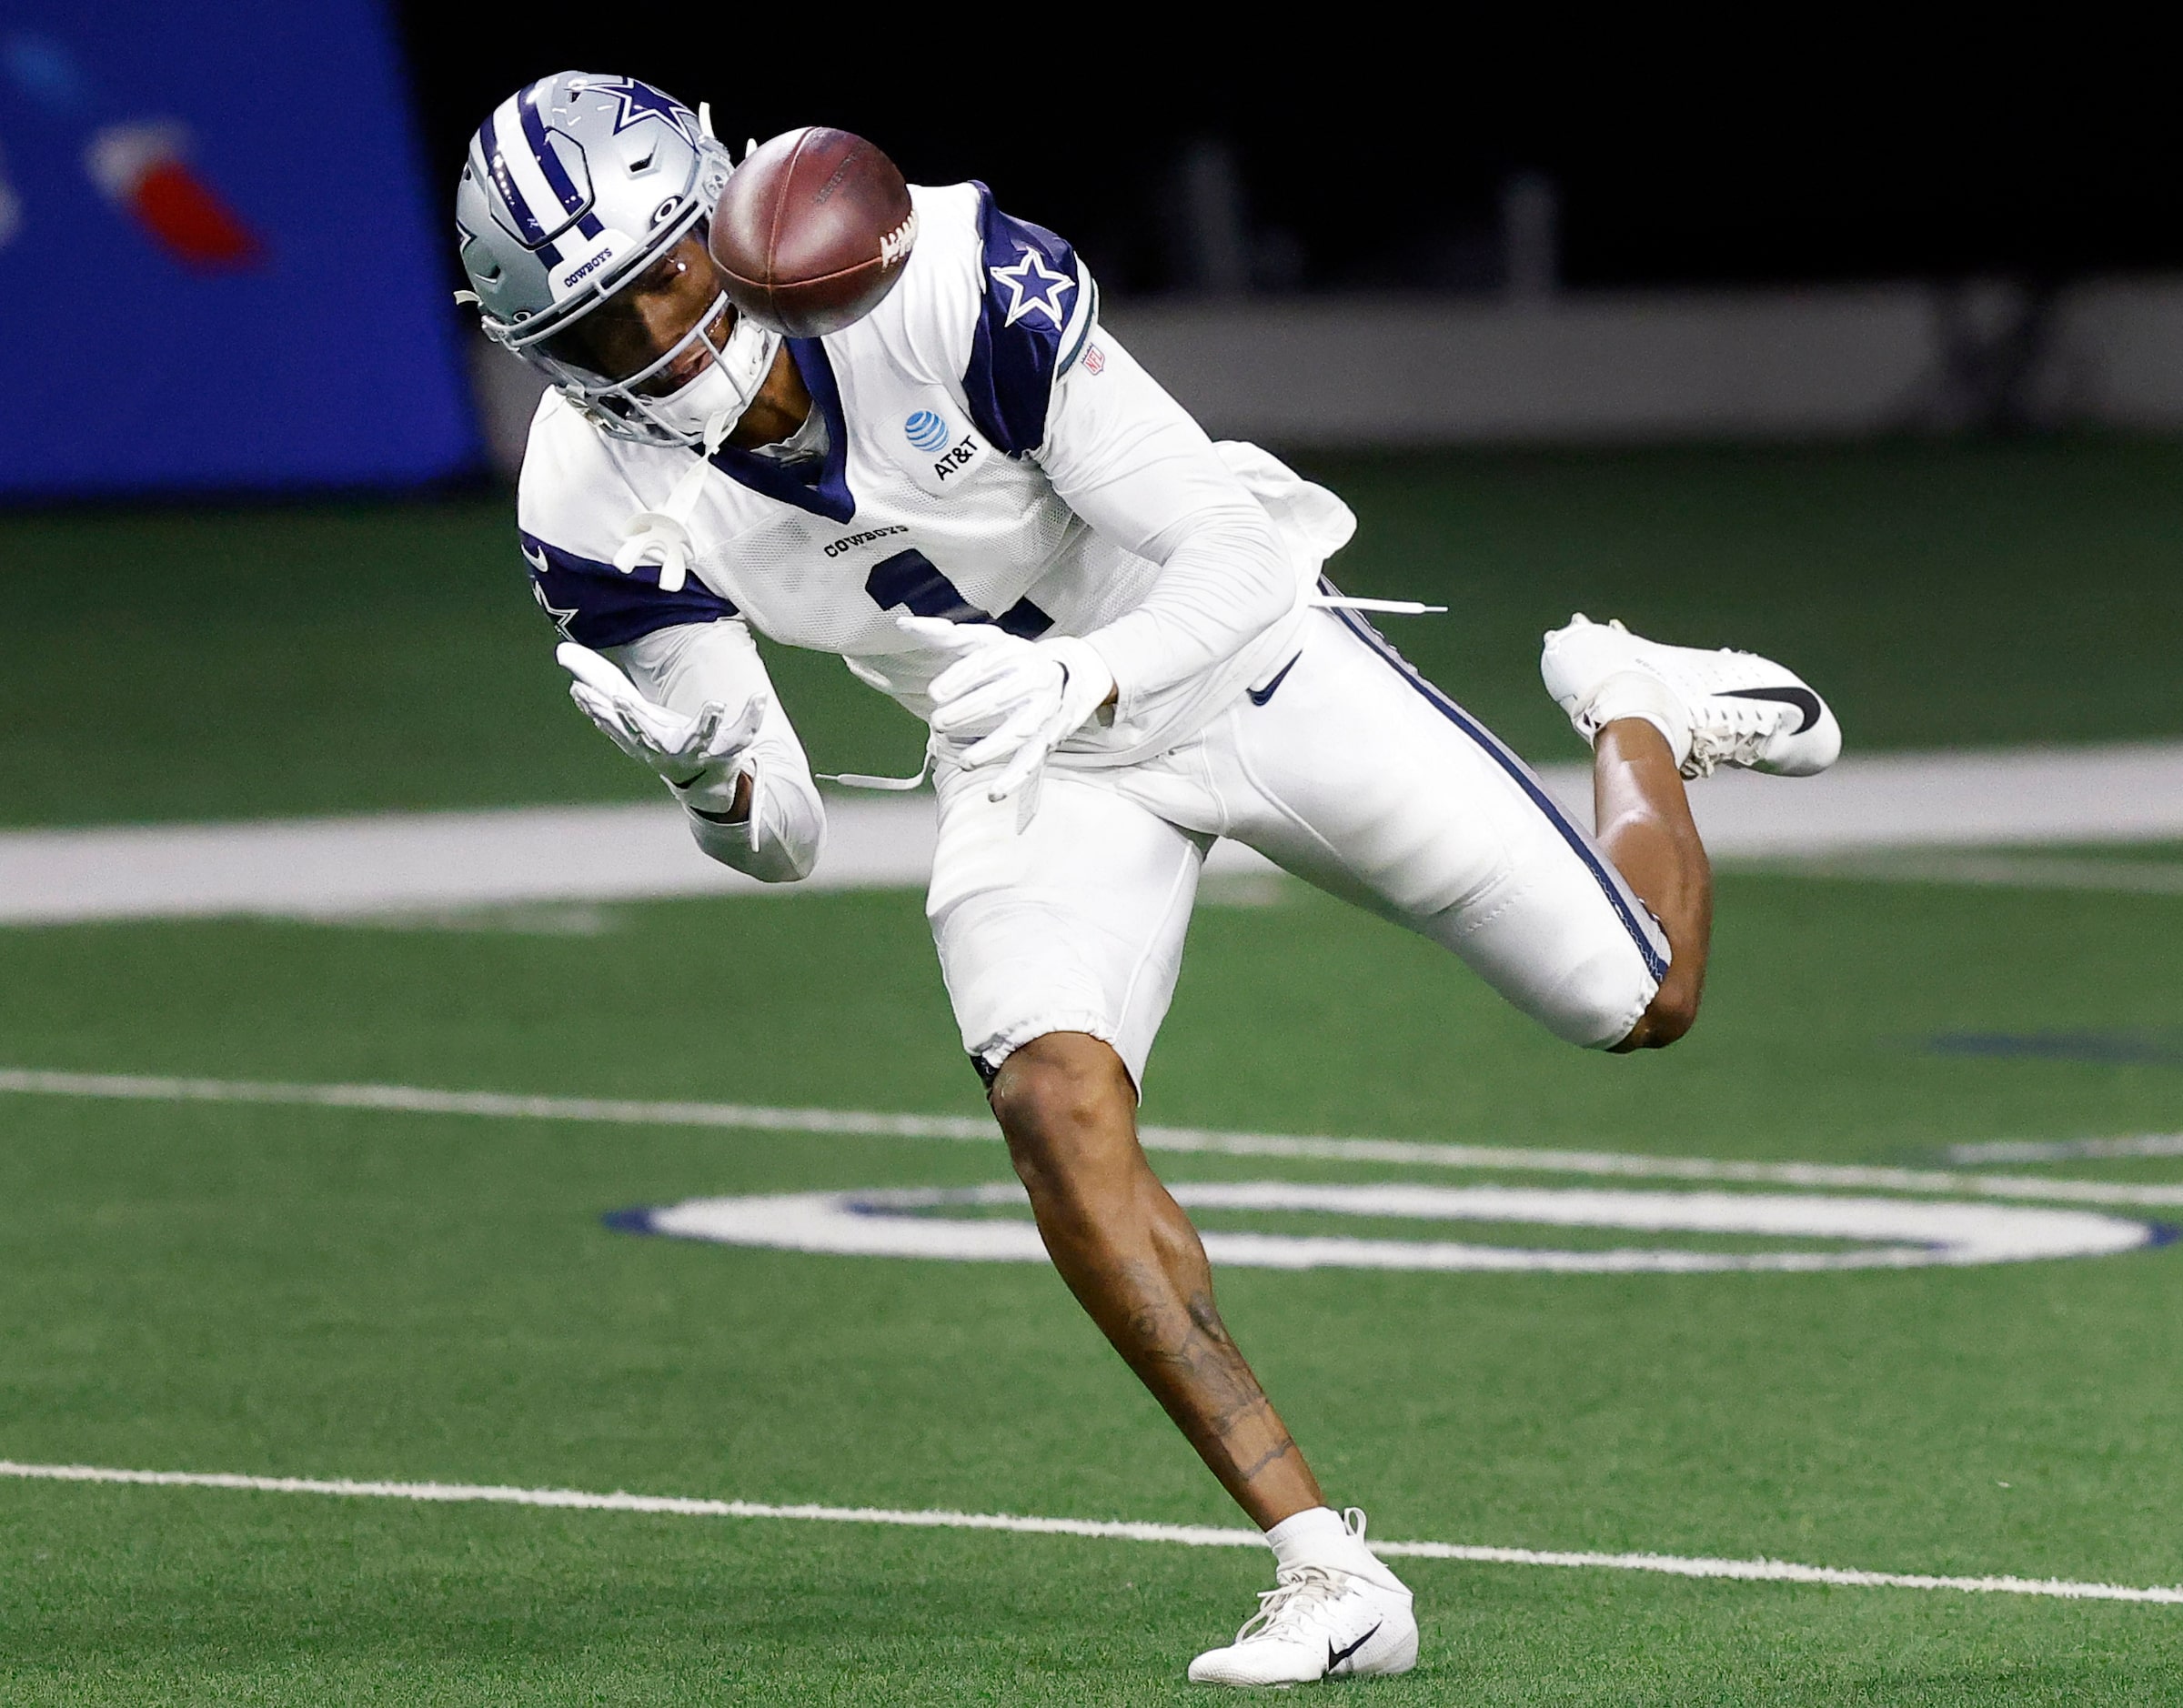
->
[[85, 122, 264, 269]]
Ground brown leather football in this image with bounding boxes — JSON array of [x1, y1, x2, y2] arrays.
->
[[707, 127, 916, 338]]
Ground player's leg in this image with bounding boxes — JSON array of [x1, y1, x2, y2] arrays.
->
[[1541, 612, 1843, 1048], [928, 762, 1416, 1685], [985, 1030, 1317, 1526], [928, 763, 1317, 1522], [1589, 717, 1711, 1049], [1208, 604, 1836, 1051]]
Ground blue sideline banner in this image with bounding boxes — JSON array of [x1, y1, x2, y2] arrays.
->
[[0, 2, 478, 496]]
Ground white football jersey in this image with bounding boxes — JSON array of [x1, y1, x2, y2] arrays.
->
[[516, 181, 1353, 769]]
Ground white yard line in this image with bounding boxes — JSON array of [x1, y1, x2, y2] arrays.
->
[[1680, 740, 2183, 856], [5, 1067, 2180, 1210], [7, 740, 2183, 925], [1949, 1134, 2183, 1164], [0, 1068, 995, 1140], [2, 1459, 2175, 1604], [0, 799, 924, 925]]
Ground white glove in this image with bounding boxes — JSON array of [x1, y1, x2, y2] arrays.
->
[[557, 641, 767, 815], [900, 617, 1116, 819]]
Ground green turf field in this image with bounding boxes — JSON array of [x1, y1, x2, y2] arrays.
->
[[5, 442, 2183, 1702], [5, 879, 2183, 1703], [8, 436, 2183, 827]]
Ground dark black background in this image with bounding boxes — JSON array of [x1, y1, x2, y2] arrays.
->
[[394, 17, 2176, 296]]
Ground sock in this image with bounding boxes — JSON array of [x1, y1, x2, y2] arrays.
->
[[1264, 1506, 1401, 1589], [1584, 669, 1692, 769]]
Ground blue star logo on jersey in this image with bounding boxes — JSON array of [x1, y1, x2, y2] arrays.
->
[[988, 246, 1076, 329], [586, 76, 698, 143], [527, 548, 580, 640]]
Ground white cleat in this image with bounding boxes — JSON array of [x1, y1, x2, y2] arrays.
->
[[1187, 1513, 1418, 1688], [1540, 613, 1843, 779]]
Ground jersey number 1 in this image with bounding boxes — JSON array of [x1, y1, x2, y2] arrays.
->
[[865, 549, 1051, 638]]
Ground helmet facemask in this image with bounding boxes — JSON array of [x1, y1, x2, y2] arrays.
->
[[521, 232, 780, 450]]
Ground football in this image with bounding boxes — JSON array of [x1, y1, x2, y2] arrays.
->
[[708, 126, 916, 338]]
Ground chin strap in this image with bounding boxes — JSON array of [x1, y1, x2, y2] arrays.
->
[[612, 410, 734, 594]]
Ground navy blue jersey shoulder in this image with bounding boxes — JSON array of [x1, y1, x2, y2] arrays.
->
[[961, 184, 1094, 457], [520, 532, 737, 648]]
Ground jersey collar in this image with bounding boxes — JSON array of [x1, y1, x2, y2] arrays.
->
[[703, 338, 856, 524]]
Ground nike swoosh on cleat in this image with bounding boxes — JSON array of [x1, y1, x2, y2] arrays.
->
[[1248, 652, 1303, 707], [1326, 1622, 1381, 1673], [1721, 685, 1822, 734]]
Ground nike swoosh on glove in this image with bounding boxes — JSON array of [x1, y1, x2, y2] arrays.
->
[[558, 641, 768, 815], [900, 617, 1115, 826]]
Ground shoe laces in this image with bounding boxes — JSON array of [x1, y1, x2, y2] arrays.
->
[[1684, 695, 1788, 779], [1228, 1509, 1376, 1647], [1231, 1565, 1353, 1646]]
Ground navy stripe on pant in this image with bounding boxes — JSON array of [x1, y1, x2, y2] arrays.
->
[[1322, 592, 1672, 986]]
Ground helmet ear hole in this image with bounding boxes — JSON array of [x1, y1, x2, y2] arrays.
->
[[461, 236, 503, 283], [652, 198, 677, 226]]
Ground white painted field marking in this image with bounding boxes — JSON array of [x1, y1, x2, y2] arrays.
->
[[629, 1182, 2159, 1271], [3, 1460, 2176, 1604], [0, 1068, 995, 1140], [1949, 1133, 2183, 1164], [8, 740, 2183, 925], [5, 1067, 2183, 1211], [0, 796, 1265, 925]]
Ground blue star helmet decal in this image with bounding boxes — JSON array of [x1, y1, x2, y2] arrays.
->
[[581, 76, 699, 144]]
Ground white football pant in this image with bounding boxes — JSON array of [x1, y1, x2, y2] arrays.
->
[[929, 606, 1671, 1088]]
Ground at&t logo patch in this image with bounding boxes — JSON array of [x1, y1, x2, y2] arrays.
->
[[903, 409, 950, 452]]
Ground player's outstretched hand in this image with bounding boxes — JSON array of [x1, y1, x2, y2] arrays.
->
[[557, 642, 767, 807], [900, 617, 1115, 811]]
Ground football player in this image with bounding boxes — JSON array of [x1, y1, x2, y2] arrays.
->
[[456, 74, 1841, 1686]]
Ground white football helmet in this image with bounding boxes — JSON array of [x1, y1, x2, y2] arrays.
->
[[452, 71, 778, 448]]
